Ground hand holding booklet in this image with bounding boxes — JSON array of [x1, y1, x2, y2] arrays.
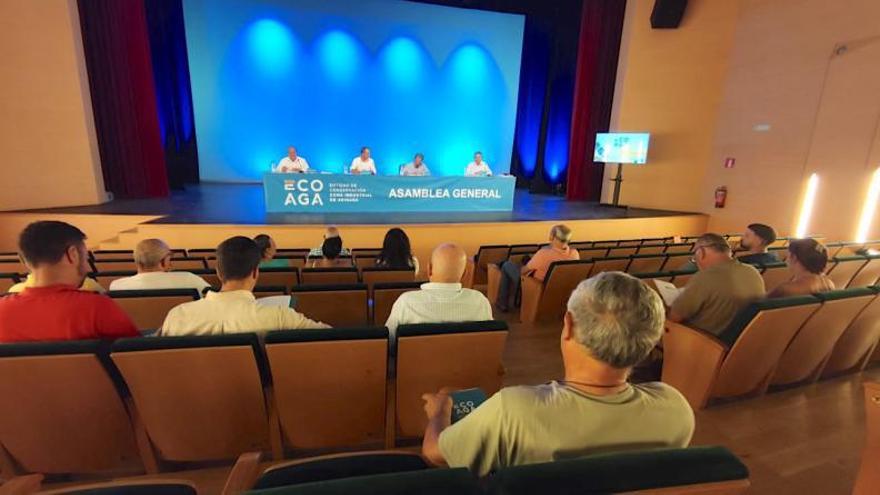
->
[[450, 388, 487, 423], [653, 280, 684, 307], [255, 295, 295, 308]]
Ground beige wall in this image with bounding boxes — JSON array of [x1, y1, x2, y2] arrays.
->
[[0, 0, 107, 211], [611, 0, 880, 241], [605, 0, 740, 212]]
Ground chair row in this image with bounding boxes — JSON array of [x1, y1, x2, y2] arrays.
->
[[107, 282, 425, 331], [87, 248, 383, 260], [0, 321, 508, 479], [1, 445, 750, 495], [659, 285, 880, 408]]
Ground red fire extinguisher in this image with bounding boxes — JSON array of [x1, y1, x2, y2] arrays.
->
[[715, 186, 727, 208]]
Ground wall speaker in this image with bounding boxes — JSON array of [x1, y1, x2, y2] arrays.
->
[[651, 0, 688, 29]]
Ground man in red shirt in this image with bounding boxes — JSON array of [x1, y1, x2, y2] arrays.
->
[[0, 221, 139, 342]]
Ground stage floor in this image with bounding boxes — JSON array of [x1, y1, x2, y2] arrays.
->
[[18, 183, 694, 225]]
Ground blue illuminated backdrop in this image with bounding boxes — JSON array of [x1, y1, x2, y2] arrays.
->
[[183, 0, 525, 182]]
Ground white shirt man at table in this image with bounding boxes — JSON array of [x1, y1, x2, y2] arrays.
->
[[276, 146, 310, 173], [400, 153, 431, 177], [465, 151, 492, 177], [385, 243, 492, 344], [110, 238, 210, 296], [160, 236, 329, 336], [350, 146, 378, 175]]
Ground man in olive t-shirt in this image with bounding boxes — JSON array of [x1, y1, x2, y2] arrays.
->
[[670, 233, 765, 336], [421, 272, 694, 476]]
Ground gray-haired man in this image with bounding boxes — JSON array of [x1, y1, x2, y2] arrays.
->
[[421, 271, 694, 476]]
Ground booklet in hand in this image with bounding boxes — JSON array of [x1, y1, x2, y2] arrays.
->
[[653, 279, 684, 307], [450, 388, 487, 423]]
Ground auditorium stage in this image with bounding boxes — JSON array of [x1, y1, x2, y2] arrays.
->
[[0, 184, 708, 260]]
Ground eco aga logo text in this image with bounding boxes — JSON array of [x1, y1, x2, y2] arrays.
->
[[283, 179, 324, 206]]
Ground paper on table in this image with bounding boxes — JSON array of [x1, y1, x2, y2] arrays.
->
[[255, 295, 293, 308], [654, 280, 684, 307]]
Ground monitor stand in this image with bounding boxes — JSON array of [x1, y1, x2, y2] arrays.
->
[[600, 163, 628, 209]]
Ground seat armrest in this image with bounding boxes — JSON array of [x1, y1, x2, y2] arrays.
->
[[519, 275, 543, 323], [661, 320, 727, 410], [0, 474, 43, 495], [221, 451, 264, 495], [487, 264, 503, 303]]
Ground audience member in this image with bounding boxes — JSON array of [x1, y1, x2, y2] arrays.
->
[[385, 243, 491, 338], [669, 233, 765, 336], [254, 234, 289, 268], [767, 238, 834, 298], [309, 226, 351, 258], [0, 221, 138, 342], [109, 239, 210, 294], [495, 224, 579, 312], [309, 236, 351, 268], [376, 227, 420, 274], [161, 236, 328, 335], [421, 271, 694, 476], [736, 223, 779, 265]]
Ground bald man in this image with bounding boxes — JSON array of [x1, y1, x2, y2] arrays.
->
[[109, 239, 210, 295], [385, 243, 493, 345]]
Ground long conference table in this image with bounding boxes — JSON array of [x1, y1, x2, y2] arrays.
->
[[264, 173, 516, 213]]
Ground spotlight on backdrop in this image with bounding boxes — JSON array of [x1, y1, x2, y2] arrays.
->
[[317, 30, 362, 84], [246, 19, 297, 77], [448, 44, 490, 90], [381, 37, 425, 88]]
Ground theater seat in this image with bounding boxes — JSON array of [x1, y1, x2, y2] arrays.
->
[[110, 334, 279, 465], [588, 256, 630, 277], [826, 256, 868, 288], [636, 244, 666, 255], [372, 282, 422, 325], [300, 267, 359, 285], [822, 286, 880, 377], [395, 321, 508, 440], [661, 252, 693, 272], [170, 257, 207, 271], [38, 479, 198, 495], [291, 284, 369, 326], [486, 446, 749, 495], [222, 450, 428, 494], [0, 273, 21, 293], [758, 262, 791, 293], [664, 243, 694, 254], [91, 270, 137, 290], [189, 268, 221, 287], [848, 255, 880, 288], [361, 268, 415, 293], [854, 381, 880, 495], [520, 260, 593, 323], [606, 246, 638, 257], [91, 260, 137, 273], [91, 250, 134, 261], [109, 289, 200, 332], [578, 247, 610, 260], [245, 467, 480, 495], [473, 245, 510, 286], [771, 288, 876, 387], [264, 328, 388, 451], [626, 254, 666, 274], [257, 267, 300, 290], [662, 296, 820, 409], [0, 340, 142, 477]]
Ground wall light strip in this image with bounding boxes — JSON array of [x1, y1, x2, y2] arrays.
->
[[795, 173, 819, 238], [855, 167, 880, 243]]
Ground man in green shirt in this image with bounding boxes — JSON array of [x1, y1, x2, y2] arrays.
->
[[670, 233, 765, 336], [421, 271, 694, 476]]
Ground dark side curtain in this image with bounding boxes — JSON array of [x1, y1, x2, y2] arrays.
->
[[78, 0, 169, 198], [145, 0, 200, 188], [566, 0, 626, 201]]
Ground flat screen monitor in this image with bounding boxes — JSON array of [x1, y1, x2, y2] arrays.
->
[[593, 133, 650, 164]]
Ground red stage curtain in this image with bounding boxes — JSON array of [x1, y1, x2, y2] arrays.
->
[[78, 0, 169, 198], [566, 0, 626, 201]]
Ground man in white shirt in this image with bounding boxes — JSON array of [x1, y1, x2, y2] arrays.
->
[[160, 236, 329, 336], [385, 243, 492, 342], [400, 153, 431, 176], [350, 146, 378, 175], [464, 151, 492, 177], [276, 146, 310, 173], [110, 239, 210, 295]]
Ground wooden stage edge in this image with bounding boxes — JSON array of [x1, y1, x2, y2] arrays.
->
[[0, 211, 709, 264]]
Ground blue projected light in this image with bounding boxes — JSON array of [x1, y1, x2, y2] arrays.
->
[[246, 19, 297, 76], [183, 0, 525, 182]]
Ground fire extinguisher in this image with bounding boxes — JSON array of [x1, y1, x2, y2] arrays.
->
[[714, 186, 727, 208]]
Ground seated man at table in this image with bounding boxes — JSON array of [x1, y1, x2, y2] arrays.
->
[[109, 238, 210, 294], [160, 236, 329, 335], [385, 243, 492, 340], [275, 146, 309, 173], [421, 272, 694, 476], [350, 146, 377, 175], [495, 224, 579, 312], [401, 153, 431, 176], [669, 233, 765, 336], [0, 221, 139, 342], [465, 151, 492, 177]]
